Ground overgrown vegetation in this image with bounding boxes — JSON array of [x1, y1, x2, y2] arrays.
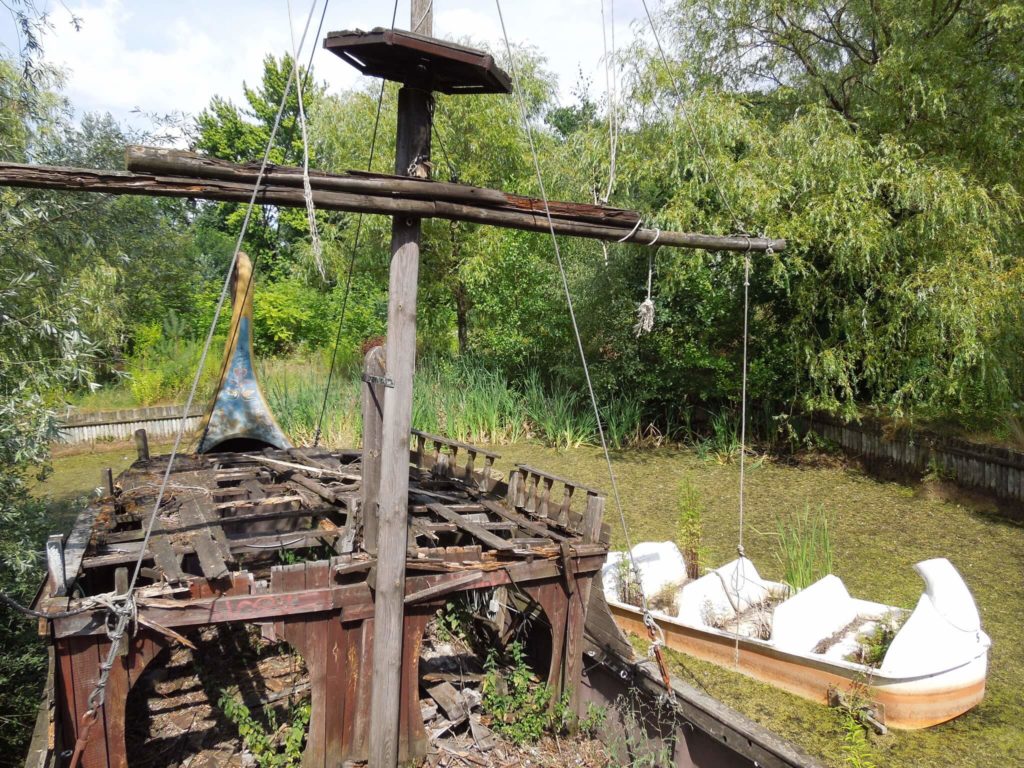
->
[[481, 640, 569, 745], [847, 612, 906, 668], [774, 504, 834, 592], [427, 595, 577, 748], [675, 477, 705, 578], [6, 0, 1024, 761], [217, 692, 310, 768]]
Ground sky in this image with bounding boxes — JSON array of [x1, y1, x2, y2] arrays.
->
[[2, 0, 649, 138]]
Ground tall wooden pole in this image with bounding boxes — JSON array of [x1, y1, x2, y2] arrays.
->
[[368, 2, 432, 766]]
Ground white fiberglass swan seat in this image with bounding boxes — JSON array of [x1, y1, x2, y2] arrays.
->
[[602, 543, 990, 729]]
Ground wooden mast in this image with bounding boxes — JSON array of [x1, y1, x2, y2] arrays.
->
[[368, 2, 433, 765]]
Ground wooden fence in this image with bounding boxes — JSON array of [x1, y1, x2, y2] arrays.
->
[[796, 413, 1024, 506], [57, 405, 205, 445]]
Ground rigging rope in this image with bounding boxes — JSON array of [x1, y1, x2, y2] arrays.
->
[[313, 0, 400, 446], [738, 251, 752, 555], [288, 0, 326, 281], [599, 0, 619, 204], [493, 0, 673, 690], [66, 5, 323, 765], [634, 248, 656, 336]]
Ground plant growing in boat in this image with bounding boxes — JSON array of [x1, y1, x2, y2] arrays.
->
[[775, 504, 834, 592], [614, 556, 644, 607], [649, 580, 683, 616], [675, 477, 705, 579], [847, 611, 907, 667]]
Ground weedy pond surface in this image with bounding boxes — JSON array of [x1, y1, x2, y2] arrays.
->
[[493, 444, 1024, 768], [36, 442, 1024, 768]]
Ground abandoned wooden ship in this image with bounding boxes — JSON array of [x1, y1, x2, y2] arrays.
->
[[10, 4, 836, 768], [25, 251, 817, 768]]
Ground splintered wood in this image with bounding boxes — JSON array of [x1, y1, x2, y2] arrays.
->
[[38, 432, 608, 768]]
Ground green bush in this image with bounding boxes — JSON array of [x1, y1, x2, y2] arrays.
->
[[482, 641, 564, 745]]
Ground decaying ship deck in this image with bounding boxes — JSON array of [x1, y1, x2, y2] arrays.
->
[[35, 432, 613, 767]]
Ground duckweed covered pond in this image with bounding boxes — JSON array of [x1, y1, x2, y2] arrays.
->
[[494, 444, 1023, 768], [36, 442, 1023, 767]]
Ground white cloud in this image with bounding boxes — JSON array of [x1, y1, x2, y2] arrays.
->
[[33, 0, 641, 132]]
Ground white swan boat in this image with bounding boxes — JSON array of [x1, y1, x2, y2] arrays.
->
[[603, 543, 990, 729]]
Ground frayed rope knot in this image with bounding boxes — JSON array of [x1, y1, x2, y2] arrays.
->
[[634, 297, 654, 336]]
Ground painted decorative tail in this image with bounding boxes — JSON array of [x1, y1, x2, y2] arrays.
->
[[196, 252, 291, 453]]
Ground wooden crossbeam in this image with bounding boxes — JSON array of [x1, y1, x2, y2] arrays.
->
[[0, 157, 786, 253]]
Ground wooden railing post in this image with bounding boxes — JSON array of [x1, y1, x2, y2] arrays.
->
[[134, 428, 150, 461]]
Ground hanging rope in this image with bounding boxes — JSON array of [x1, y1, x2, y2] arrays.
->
[[66, 7, 322, 765], [599, 0, 619, 204], [313, 0, 400, 446], [729, 250, 753, 667], [737, 251, 752, 556], [633, 247, 656, 336], [494, 0, 673, 691], [288, 0, 325, 281]]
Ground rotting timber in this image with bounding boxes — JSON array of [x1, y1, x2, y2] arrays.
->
[[34, 430, 611, 766], [27, 424, 820, 768]]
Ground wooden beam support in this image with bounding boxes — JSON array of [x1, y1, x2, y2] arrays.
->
[[53, 583, 373, 637], [134, 428, 150, 461], [370, 7, 433, 761], [0, 161, 786, 253]]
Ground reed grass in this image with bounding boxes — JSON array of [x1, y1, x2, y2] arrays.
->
[[522, 372, 597, 449], [71, 352, 648, 451], [693, 409, 744, 462], [774, 504, 834, 592], [259, 357, 362, 447]]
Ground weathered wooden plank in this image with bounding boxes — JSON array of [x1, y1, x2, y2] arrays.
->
[[175, 495, 230, 579], [62, 503, 102, 590], [0, 161, 787, 253], [362, 345, 387, 554], [127, 146, 639, 226], [82, 528, 341, 570], [426, 503, 515, 551], [146, 513, 186, 582], [369, 67, 429, 767], [54, 583, 372, 637], [69, 636, 108, 768], [404, 571, 482, 605], [304, 562, 331, 768], [426, 681, 467, 724], [478, 499, 570, 542], [289, 473, 340, 503]]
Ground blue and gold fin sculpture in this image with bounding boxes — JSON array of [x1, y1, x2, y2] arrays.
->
[[197, 252, 292, 453]]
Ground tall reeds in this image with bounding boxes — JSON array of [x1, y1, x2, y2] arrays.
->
[[774, 504, 834, 592]]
